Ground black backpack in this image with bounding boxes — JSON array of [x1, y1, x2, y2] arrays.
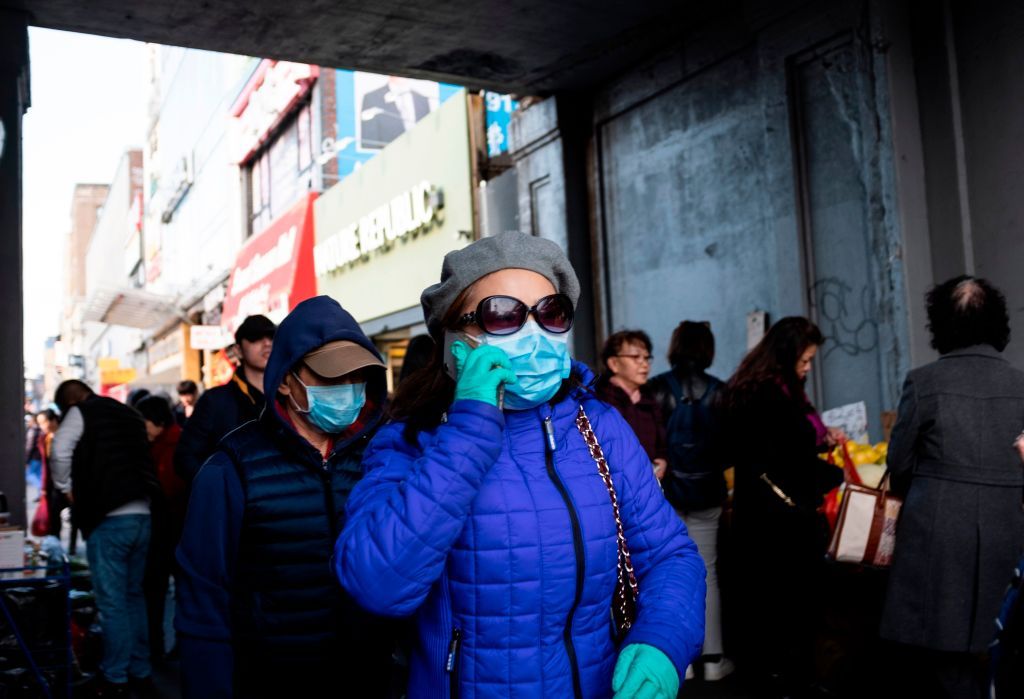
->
[[661, 372, 726, 513]]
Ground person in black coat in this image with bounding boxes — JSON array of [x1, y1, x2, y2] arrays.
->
[[174, 315, 275, 484], [880, 276, 1024, 699], [721, 317, 845, 697], [174, 379, 199, 427]]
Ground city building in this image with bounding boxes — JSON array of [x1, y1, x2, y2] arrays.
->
[[313, 88, 474, 384]]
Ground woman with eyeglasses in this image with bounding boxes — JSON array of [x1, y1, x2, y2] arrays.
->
[[596, 331, 668, 480], [335, 233, 706, 699]]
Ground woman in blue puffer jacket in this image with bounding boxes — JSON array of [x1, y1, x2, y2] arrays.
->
[[335, 232, 706, 699]]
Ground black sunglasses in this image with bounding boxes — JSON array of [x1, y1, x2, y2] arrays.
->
[[457, 294, 575, 336]]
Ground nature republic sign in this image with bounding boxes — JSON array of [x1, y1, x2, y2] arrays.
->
[[314, 181, 443, 276]]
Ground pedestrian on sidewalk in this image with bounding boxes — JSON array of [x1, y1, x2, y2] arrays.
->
[[174, 315, 275, 484], [649, 321, 733, 682], [31, 409, 62, 537], [174, 380, 199, 427], [880, 276, 1024, 699], [136, 395, 186, 661], [595, 329, 668, 480], [52, 380, 162, 697], [175, 296, 397, 698], [720, 317, 844, 697], [335, 232, 706, 699]]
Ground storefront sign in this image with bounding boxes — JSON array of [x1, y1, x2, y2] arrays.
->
[[99, 367, 138, 386], [97, 357, 121, 372], [314, 92, 473, 323], [231, 226, 298, 297], [314, 182, 441, 275], [230, 60, 318, 164], [148, 327, 184, 377], [484, 91, 520, 157], [221, 193, 318, 333], [189, 325, 234, 351], [205, 348, 237, 387]]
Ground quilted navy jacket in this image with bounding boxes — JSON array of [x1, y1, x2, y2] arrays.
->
[[335, 363, 706, 698]]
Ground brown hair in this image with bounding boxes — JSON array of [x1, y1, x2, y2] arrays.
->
[[723, 316, 823, 410], [599, 330, 652, 372], [388, 289, 471, 441]]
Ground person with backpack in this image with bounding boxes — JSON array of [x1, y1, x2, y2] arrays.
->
[[648, 320, 732, 682], [595, 330, 668, 480]]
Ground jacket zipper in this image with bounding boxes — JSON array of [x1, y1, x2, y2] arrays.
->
[[543, 416, 584, 699], [321, 457, 338, 539], [446, 627, 461, 699]]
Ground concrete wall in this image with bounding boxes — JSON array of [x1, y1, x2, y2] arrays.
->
[[583, 1, 910, 438], [508, 96, 598, 365], [947, 1, 1024, 368]]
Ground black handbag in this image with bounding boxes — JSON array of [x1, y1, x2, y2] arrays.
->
[[575, 406, 639, 643]]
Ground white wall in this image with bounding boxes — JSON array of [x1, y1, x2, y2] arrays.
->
[[144, 47, 253, 298]]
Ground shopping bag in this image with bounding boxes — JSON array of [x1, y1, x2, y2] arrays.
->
[[30, 496, 49, 538], [821, 442, 860, 531], [827, 473, 902, 568]]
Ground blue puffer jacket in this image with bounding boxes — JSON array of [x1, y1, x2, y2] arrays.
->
[[335, 364, 706, 699]]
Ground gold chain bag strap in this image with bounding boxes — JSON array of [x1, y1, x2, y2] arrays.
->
[[575, 405, 639, 642]]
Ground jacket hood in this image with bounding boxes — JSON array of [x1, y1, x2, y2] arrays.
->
[[263, 295, 386, 424]]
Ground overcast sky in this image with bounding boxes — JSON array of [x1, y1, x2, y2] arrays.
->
[[22, 28, 148, 375]]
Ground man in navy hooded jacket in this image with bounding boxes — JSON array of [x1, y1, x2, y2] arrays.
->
[[175, 296, 395, 697]]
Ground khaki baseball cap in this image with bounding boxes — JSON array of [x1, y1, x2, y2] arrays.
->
[[302, 340, 384, 378]]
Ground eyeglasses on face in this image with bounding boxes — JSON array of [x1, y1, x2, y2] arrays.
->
[[615, 353, 653, 364], [457, 294, 575, 336]]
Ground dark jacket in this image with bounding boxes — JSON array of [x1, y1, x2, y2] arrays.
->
[[594, 375, 667, 463], [175, 296, 394, 698], [881, 345, 1024, 654], [336, 362, 706, 698], [174, 370, 264, 484], [724, 380, 842, 674], [649, 368, 727, 512], [174, 403, 189, 427], [71, 396, 161, 537]]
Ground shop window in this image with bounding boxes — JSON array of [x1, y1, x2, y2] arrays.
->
[[245, 100, 316, 237]]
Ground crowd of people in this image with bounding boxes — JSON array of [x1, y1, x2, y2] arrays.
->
[[26, 232, 1024, 699]]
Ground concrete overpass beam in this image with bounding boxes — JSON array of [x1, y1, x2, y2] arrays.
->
[[0, 9, 29, 526]]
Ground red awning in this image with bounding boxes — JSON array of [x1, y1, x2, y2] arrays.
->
[[221, 192, 318, 334]]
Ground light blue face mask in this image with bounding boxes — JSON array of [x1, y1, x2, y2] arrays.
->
[[290, 374, 366, 433], [478, 323, 571, 410]]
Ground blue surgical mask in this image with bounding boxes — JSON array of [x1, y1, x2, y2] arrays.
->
[[478, 323, 571, 410], [290, 375, 366, 433]]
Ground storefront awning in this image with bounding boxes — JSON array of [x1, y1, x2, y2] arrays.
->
[[221, 192, 318, 334], [82, 286, 181, 329]]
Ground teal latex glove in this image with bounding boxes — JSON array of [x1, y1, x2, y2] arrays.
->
[[451, 341, 517, 407], [612, 644, 680, 699]]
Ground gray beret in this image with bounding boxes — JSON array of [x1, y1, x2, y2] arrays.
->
[[421, 232, 581, 338]]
